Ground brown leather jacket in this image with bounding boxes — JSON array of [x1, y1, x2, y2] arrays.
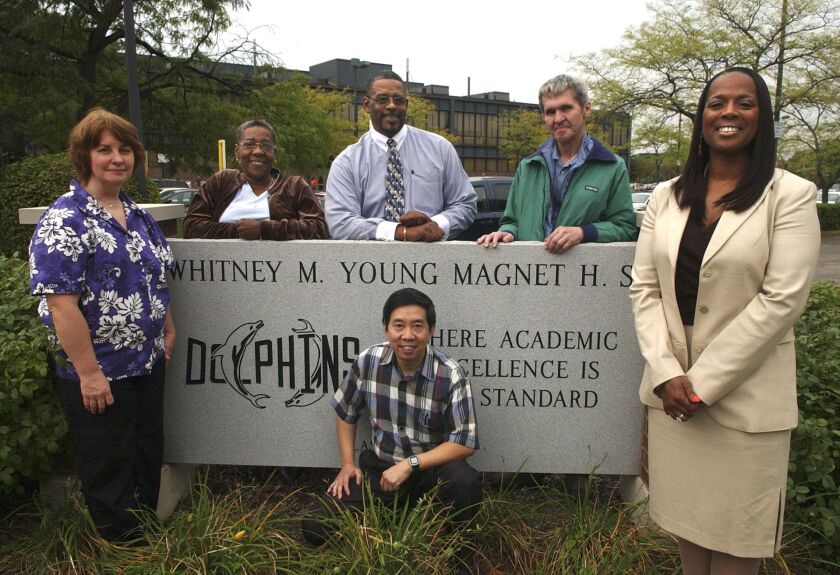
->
[[183, 169, 328, 239]]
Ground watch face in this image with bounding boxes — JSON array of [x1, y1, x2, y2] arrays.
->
[[409, 455, 420, 469]]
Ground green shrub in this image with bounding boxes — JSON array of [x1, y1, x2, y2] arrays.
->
[[0, 154, 160, 256], [816, 204, 840, 231], [789, 280, 840, 561], [0, 253, 68, 497]]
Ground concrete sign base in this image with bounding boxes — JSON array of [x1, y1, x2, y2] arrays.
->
[[164, 240, 644, 475]]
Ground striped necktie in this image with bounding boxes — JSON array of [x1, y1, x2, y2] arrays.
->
[[384, 138, 405, 222]]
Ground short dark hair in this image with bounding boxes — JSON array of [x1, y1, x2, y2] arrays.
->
[[382, 288, 436, 327], [235, 120, 277, 143], [366, 71, 406, 97], [68, 108, 145, 184], [674, 67, 776, 215]]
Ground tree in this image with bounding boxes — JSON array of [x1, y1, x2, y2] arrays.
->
[[249, 77, 356, 175], [780, 60, 840, 196], [631, 114, 691, 182], [498, 108, 545, 164], [573, 0, 840, 188], [142, 87, 252, 175], [574, 0, 840, 122], [781, 140, 840, 193], [0, 0, 260, 162]]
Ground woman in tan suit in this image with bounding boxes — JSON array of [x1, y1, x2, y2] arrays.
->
[[630, 68, 820, 573]]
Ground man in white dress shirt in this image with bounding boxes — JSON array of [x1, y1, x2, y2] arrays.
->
[[325, 71, 476, 241]]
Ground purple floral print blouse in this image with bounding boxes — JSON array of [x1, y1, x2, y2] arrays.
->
[[29, 180, 174, 381]]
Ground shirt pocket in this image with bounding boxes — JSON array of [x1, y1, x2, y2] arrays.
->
[[413, 409, 446, 443], [408, 170, 441, 203]]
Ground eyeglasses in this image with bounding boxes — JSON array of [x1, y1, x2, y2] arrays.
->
[[238, 140, 276, 152], [372, 95, 407, 106]]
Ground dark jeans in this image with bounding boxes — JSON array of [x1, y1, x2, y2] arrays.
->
[[302, 449, 482, 545], [55, 360, 165, 542]]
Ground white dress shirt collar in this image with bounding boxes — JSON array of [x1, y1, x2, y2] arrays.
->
[[369, 122, 408, 152]]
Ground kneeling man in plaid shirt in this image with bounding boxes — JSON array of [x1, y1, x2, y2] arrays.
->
[[302, 287, 481, 545]]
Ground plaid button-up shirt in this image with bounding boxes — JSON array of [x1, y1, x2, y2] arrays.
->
[[332, 343, 479, 463]]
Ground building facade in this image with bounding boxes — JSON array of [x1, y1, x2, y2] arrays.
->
[[308, 59, 631, 177]]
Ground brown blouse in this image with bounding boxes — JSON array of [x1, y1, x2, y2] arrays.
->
[[675, 213, 719, 325]]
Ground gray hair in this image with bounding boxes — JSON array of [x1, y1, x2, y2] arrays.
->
[[235, 120, 277, 143], [538, 75, 590, 110]]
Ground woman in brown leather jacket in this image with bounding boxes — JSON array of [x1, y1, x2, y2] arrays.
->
[[184, 120, 327, 240]]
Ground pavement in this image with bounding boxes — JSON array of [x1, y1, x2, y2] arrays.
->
[[816, 232, 840, 283]]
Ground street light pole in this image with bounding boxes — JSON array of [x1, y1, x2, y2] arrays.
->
[[350, 58, 370, 136], [123, 0, 147, 199], [774, 0, 788, 143]]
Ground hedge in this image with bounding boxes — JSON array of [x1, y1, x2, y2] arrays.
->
[[789, 280, 840, 559], [0, 153, 158, 257], [817, 203, 840, 232]]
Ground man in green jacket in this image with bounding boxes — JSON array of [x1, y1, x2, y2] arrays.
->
[[477, 74, 636, 253]]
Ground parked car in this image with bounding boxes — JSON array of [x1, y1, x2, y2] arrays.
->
[[632, 192, 651, 211], [815, 191, 840, 204], [456, 176, 513, 241], [160, 188, 198, 207], [153, 178, 188, 190], [159, 187, 192, 201]]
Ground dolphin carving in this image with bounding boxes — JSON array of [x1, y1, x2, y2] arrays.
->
[[284, 387, 323, 408], [285, 318, 324, 408], [211, 320, 270, 408]]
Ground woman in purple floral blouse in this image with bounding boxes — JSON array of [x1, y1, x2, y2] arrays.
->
[[29, 109, 175, 542]]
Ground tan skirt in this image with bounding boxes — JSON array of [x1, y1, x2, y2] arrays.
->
[[647, 326, 791, 558]]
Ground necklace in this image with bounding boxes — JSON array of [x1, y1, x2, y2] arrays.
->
[[247, 173, 278, 195], [95, 195, 121, 210]]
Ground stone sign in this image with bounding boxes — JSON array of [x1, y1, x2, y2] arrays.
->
[[164, 240, 644, 474]]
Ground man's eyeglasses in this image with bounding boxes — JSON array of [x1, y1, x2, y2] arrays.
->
[[238, 140, 276, 152], [372, 95, 407, 106]]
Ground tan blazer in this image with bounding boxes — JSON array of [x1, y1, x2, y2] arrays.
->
[[630, 169, 820, 433]]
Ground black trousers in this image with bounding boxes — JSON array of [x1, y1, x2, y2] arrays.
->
[[55, 360, 165, 541], [302, 449, 482, 545]]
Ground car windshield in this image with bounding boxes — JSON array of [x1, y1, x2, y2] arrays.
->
[[632, 193, 650, 203]]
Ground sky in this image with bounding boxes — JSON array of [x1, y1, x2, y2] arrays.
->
[[224, 0, 655, 104]]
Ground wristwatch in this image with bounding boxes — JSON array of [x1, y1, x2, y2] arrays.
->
[[408, 455, 421, 472]]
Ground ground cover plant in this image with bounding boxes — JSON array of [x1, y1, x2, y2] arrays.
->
[[0, 254, 68, 497], [1, 466, 837, 575]]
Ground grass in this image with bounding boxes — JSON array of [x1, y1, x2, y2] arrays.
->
[[471, 474, 680, 575], [0, 467, 837, 575]]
